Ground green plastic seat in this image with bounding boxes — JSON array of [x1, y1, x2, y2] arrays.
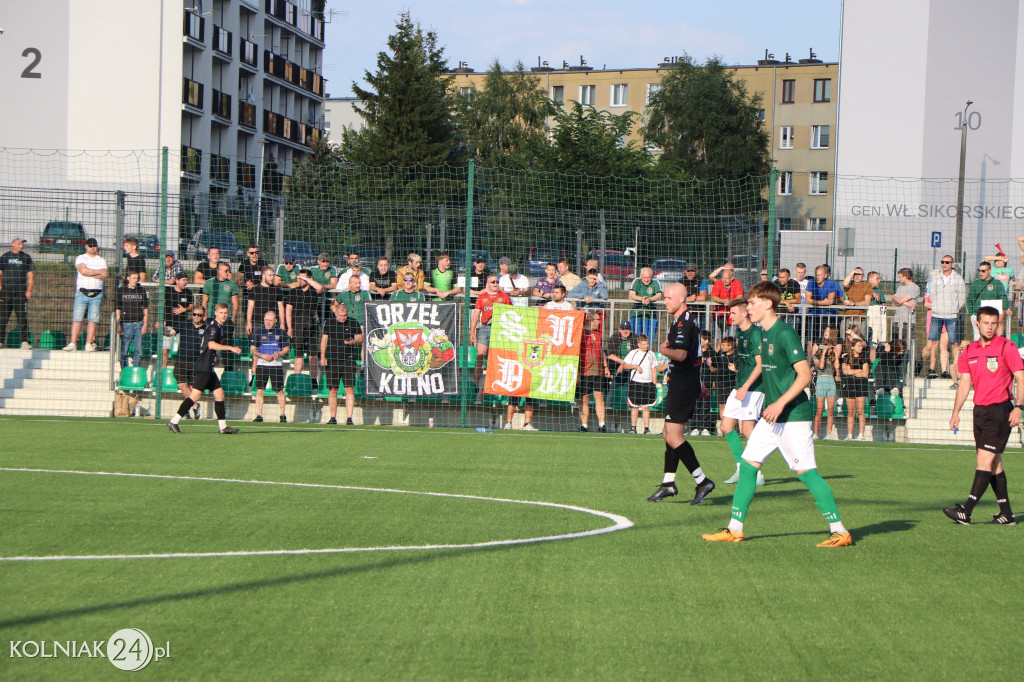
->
[[116, 366, 149, 391], [234, 338, 252, 361], [891, 395, 905, 419], [354, 374, 366, 399], [220, 370, 249, 396], [38, 330, 66, 350], [158, 367, 179, 393], [1012, 333, 1024, 349], [284, 373, 313, 398], [458, 346, 478, 368], [6, 330, 32, 348], [874, 395, 895, 419], [315, 377, 332, 398]]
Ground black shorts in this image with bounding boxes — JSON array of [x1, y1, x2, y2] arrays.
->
[[664, 390, 697, 424], [292, 323, 318, 357], [254, 365, 285, 392], [174, 360, 195, 384], [578, 375, 606, 396], [973, 401, 1013, 454], [192, 370, 221, 393], [325, 361, 358, 390], [627, 382, 657, 408]]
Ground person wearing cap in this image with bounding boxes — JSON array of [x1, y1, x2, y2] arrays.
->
[[396, 253, 425, 292], [154, 250, 184, 284], [606, 320, 639, 383], [0, 238, 35, 349], [162, 271, 193, 366], [64, 238, 108, 352], [497, 257, 530, 305], [337, 251, 371, 293], [310, 252, 339, 291], [274, 257, 303, 291], [629, 267, 663, 312]]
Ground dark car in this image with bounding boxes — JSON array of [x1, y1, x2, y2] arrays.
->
[[39, 221, 87, 254], [523, 244, 568, 277], [283, 240, 316, 266], [124, 233, 161, 258], [186, 230, 244, 261], [450, 249, 497, 274], [587, 249, 635, 282]]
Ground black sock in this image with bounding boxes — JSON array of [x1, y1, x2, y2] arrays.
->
[[176, 398, 194, 417], [663, 444, 679, 476], [675, 441, 701, 475], [964, 469, 992, 514], [990, 472, 1013, 516], [214, 400, 226, 420]]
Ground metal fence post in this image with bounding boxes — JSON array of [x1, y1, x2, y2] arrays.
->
[[461, 161, 475, 429], [154, 147, 169, 419]]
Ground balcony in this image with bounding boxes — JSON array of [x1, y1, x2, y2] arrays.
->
[[237, 161, 257, 190], [239, 37, 258, 69], [183, 11, 205, 46], [213, 25, 232, 58], [210, 154, 230, 185], [266, 0, 323, 43], [239, 101, 257, 129], [212, 90, 232, 122], [181, 146, 202, 177], [182, 78, 204, 112], [263, 109, 320, 149], [264, 49, 327, 98]]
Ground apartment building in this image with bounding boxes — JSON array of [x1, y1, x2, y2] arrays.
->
[[450, 55, 837, 234]]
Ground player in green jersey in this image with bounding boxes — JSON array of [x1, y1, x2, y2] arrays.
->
[[703, 281, 853, 547], [721, 298, 766, 487]]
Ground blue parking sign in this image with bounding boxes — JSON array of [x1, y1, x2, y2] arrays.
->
[[931, 231, 942, 248]]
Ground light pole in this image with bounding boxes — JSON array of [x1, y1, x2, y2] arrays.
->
[[954, 99, 972, 264]]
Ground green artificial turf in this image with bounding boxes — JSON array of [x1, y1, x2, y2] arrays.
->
[[1, 417, 1022, 680]]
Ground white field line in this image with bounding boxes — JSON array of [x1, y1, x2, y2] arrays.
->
[[0, 468, 634, 562]]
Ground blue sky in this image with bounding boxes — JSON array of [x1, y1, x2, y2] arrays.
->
[[322, 1, 843, 98]]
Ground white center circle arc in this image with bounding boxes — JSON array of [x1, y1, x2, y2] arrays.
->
[[0, 468, 634, 562]]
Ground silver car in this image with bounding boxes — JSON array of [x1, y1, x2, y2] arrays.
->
[[651, 259, 688, 285]]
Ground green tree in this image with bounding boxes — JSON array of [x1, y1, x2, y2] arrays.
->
[[458, 60, 554, 168], [643, 54, 770, 180], [542, 102, 652, 178], [342, 12, 465, 166]]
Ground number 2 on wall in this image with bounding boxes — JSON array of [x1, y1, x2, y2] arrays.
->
[[21, 48, 42, 79]]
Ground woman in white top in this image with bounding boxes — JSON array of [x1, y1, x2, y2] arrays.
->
[[619, 334, 659, 434]]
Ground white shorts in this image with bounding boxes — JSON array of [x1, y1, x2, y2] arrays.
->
[[722, 389, 764, 421], [741, 419, 817, 471]]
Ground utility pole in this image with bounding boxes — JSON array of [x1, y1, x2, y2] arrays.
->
[[954, 100, 972, 264]]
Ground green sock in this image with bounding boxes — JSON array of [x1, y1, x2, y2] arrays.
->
[[798, 469, 841, 523], [730, 461, 760, 523], [724, 430, 743, 464]]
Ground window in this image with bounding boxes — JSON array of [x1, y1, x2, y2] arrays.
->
[[807, 217, 828, 231], [459, 86, 476, 99], [610, 83, 628, 107], [645, 83, 661, 105], [781, 79, 795, 104], [551, 85, 564, 105], [779, 126, 794, 149], [814, 79, 832, 103], [579, 84, 595, 106], [809, 171, 829, 195], [811, 125, 830, 149], [757, 109, 765, 123], [777, 171, 793, 196], [776, 217, 793, 231]]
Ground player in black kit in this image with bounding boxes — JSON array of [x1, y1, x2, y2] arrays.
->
[[646, 282, 716, 504], [167, 302, 242, 434]]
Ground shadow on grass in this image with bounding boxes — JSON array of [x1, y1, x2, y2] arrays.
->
[[751, 519, 917, 542], [0, 543, 510, 629]]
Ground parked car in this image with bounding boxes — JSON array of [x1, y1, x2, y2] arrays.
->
[[450, 249, 497, 275], [38, 221, 87, 254], [651, 259, 688, 285], [282, 240, 316, 266], [523, 243, 568, 277], [586, 249, 635, 282], [124, 233, 161, 259], [185, 229, 243, 261]]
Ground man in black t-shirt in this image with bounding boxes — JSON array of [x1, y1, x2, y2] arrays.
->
[[194, 247, 220, 286], [647, 283, 715, 505], [237, 244, 268, 309], [122, 238, 148, 282], [246, 266, 285, 333], [167, 302, 242, 434], [776, 267, 803, 330], [174, 303, 207, 418], [115, 271, 149, 369], [286, 269, 324, 376], [163, 272, 193, 365], [369, 257, 398, 300], [0, 238, 35, 348], [320, 301, 363, 425]]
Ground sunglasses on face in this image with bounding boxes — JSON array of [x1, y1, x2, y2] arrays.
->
[[248, 251, 259, 255], [403, 278, 414, 282], [941, 260, 953, 264], [979, 268, 990, 272], [192, 313, 204, 317]]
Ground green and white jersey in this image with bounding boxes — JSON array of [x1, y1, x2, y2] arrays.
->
[[734, 323, 763, 391], [390, 289, 426, 303], [630, 278, 662, 309], [431, 267, 455, 293], [758, 319, 813, 422], [276, 264, 300, 285], [310, 265, 338, 288]]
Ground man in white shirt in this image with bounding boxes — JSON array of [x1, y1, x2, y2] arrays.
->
[[337, 252, 371, 292], [65, 238, 108, 351], [543, 283, 574, 310], [497, 257, 530, 306]]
